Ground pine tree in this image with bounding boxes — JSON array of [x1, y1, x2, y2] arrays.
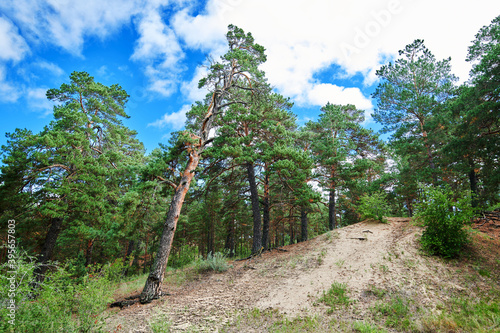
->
[[372, 40, 457, 185], [0, 71, 144, 283], [140, 25, 267, 303], [308, 103, 383, 230], [445, 15, 500, 208]]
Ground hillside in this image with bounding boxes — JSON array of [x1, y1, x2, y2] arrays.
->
[[106, 218, 500, 332]]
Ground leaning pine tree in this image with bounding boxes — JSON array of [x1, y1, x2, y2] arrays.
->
[[140, 25, 267, 303]]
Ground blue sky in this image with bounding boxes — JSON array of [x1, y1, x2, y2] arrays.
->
[[1, 0, 499, 154]]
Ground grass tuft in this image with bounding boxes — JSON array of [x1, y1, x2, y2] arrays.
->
[[195, 251, 232, 273], [317, 282, 353, 313]]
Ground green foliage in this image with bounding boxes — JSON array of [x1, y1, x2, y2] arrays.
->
[[307, 103, 385, 230], [168, 244, 199, 269], [0, 251, 114, 333], [444, 297, 500, 332], [317, 282, 352, 312], [444, 15, 500, 209], [195, 251, 232, 273], [0, 71, 145, 267], [352, 321, 387, 333], [373, 39, 457, 187], [416, 186, 475, 258], [366, 285, 388, 299], [357, 191, 390, 223], [371, 296, 413, 331]]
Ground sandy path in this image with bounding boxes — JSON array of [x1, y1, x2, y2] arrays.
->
[[256, 219, 410, 315], [107, 218, 425, 332]]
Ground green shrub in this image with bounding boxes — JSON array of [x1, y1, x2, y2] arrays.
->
[[195, 251, 231, 273], [357, 191, 391, 223], [416, 187, 474, 258], [0, 250, 115, 333]]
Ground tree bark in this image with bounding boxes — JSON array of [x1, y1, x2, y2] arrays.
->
[[140, 150, 199, 304], [300, 207, 308, 242], [262, 167, 270, 251], [33, 217, 63, 284], [225, 217, 235, 257], [206, 197, 215, 255], [469, 160, 479, 209], [246, 162, 262, 254], [329, 184, 336, 230], [124, 239, 137, 276], [422, 130, 437, 184], [85, 238, 95, 267], [124, 239, 135, 262], [406, 198, 413, 217]]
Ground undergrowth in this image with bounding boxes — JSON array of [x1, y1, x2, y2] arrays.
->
[[0, 250, 120, 333], [195, 251, 232, 273], [317, 282, 353, 313]]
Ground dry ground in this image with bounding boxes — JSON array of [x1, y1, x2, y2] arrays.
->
[[105, 218, 500, 332]]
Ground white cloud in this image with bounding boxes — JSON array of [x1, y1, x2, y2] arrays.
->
[[180, 65, 210, 101], [132, 10, 183, 67], [171, 6, 226, 52], [148, 104, 189, 130], [27, 87, 54, 116], [131, 6, 185, 97], [0, 16, 29, 61], [306, 83, 373, 110], [0, 65, 21, 102], [0, 0, 143, 55], [1, 0, 499, 123], [35, 61, 64, 76], [169, 0, 500, 106]]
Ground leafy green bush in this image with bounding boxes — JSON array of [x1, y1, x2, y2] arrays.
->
[[416, 187, 474, 258], [357, 191, 391, 223], [195, 251, 231, 273], [0, 250, 115, 333]]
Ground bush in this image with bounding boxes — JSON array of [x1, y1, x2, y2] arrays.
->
[[416, 187, 474, 258], [357, 191, 391, 223], [195, 251, 231, 273], [0, 250, 115, 333]]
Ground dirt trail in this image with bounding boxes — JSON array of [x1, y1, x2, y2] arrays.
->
[[107, 218, 462, 332], [257, 219, 407, 315]]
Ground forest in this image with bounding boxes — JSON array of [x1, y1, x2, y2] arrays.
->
[[0, 14, 499, 333]]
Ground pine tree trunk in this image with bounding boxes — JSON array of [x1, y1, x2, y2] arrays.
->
[[329, 185, 336, 230], [124, 240, 135, 262], [33, 217, 63, 284], [422, 130, 437, 184], [246, 162, 262, 254], [132, 241, 140, 268], [140, 151, 199, 304], [124, 240, 137, 276], [469, 160, 478, 208], [406, 199, 413, 217], [225, 217, 235, 257], [85, 239, 95, 267], [262, 169, 270, 251], [300, 207, 308, 242]]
